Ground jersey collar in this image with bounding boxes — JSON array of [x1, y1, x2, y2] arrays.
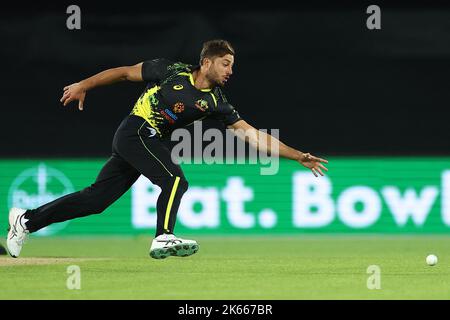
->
[[185, 65, 213, 92]]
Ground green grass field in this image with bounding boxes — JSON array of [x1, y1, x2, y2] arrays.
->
[[0, 235, 449, 299]]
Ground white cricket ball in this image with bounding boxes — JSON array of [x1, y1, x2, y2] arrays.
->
[[426, 254, 438, 266]]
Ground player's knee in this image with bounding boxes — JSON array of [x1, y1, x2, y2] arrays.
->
[[90, 203, 109, 215], [156, 176, 188, 194], [80, 187, 110, 214], [80, 184, 98, 196]]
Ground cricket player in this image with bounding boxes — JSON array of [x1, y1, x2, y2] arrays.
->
[[6, 40, 328, 259]]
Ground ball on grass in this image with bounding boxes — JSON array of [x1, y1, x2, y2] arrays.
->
[[426, 254, 438, 266]]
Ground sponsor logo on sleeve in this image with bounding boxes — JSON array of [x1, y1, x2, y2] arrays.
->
[[161, 109, 178, 124]]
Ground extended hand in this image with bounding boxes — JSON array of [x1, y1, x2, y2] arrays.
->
[[60, 83, 86, 111], [298, 153, 329, 177]]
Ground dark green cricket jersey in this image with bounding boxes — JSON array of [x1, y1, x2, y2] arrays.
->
[[130, 58, 242, 138]]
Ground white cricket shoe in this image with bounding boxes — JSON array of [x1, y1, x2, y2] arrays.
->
[[6, 208, 29, 258], [149, 233, 199, 259]]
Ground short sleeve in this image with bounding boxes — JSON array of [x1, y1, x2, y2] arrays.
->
[[209, 101, 242, 126], [141, 58, 172, 83]]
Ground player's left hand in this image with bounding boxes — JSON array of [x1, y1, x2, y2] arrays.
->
[[298, 153, 329, 177]]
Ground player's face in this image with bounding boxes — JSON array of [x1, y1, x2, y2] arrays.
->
[[206, 54, 234, 87]]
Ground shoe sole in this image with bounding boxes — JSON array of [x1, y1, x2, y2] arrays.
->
[[149, 248, 171, 259], [170, 243, 199, 258], [149, 243, 199, 259]]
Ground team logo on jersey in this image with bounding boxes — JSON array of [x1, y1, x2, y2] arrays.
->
[[195, 99, 209, 112], [173, 84, 184, 90], [173, 102, 184, 113]]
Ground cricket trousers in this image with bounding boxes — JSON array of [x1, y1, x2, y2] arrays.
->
[[24, 115, 188, 237]]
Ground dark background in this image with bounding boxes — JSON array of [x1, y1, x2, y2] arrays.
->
[[1, 1, 449, 157]]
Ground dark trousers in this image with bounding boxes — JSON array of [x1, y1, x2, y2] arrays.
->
[[24, 115, 188, 237]]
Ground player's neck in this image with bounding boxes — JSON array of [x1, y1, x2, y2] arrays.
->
[[192, 69, 213, 91]]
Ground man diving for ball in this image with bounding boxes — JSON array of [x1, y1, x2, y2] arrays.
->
[[6, 40, 328, 259]]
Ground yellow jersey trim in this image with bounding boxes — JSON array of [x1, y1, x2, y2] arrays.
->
[[178, 72, 212, 92], [164, 176, 181, 232], [131, 85, 163, 136]]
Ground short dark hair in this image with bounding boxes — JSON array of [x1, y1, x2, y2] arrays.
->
[[199, 40, 235, 65]]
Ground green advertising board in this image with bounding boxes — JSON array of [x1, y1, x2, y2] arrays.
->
[[0, 158, 449, 236]]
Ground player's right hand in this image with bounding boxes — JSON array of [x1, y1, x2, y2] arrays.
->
[[60, 83, 86, 111]]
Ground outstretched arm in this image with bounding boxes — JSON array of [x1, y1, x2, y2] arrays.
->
[[228, 119, 328, 177], [60, 63, 144, 110]]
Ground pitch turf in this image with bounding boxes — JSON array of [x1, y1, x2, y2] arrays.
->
[[0, 235, 449, 299]]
